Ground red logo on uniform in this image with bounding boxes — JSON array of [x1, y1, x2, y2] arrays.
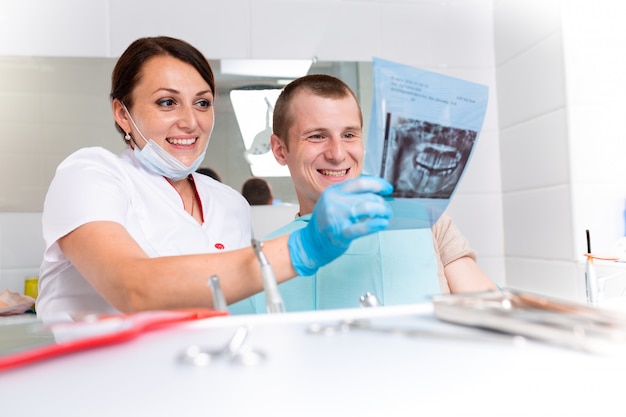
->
[[215, 243, 225, 250]]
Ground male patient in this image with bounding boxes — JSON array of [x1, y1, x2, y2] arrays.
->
[[230, 74, 496, 314]]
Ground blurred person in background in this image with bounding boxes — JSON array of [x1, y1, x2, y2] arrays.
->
[[241, 177, 274, 205]]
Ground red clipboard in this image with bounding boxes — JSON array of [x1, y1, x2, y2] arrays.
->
[[0, 309, 227, 372]]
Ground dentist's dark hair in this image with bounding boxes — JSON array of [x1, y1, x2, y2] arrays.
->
[[110, 36, 215, 141]]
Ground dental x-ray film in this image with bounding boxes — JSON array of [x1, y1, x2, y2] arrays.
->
[[365, 58, 489, 230]]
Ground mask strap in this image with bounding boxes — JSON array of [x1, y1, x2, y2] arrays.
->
[[121, 103, 149, 146]]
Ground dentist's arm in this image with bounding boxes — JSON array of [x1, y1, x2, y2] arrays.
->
[[58, 176, 393, 312]]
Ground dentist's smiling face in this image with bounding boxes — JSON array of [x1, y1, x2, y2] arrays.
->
[[271, 90, 364, 215], [124, 55, 215, 167]]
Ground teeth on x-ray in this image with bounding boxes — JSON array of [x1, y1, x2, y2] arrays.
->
[[383, 117, 476, 199], [415, 143, 461, 173]]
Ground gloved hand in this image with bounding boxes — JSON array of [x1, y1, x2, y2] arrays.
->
[[288, 175, 393, 276]]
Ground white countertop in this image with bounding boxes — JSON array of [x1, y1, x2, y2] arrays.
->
[[2, 303, 626, 417]]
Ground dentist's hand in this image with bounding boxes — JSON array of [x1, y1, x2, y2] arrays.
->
[[288, 176, 393, 276]]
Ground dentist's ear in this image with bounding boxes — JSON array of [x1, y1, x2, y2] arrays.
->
[[270, 133, 288, 166], [112, 100, 132, 134]]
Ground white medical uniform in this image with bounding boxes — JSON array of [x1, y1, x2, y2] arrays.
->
[[37, 147, 251, 320]]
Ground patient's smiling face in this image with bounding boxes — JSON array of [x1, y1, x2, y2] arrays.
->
[[271, 90, 364, 215]]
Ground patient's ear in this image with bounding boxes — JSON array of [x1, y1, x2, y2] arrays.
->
[[270, 134, 288, 166]]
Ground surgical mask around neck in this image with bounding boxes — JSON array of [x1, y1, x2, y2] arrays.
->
[[122, 104, 207, 181]]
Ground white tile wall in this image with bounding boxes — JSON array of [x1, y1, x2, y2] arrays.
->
[[494, 0, 574, 295], [381, 0, 495, 68], [108, 0, 252, 59], [493, 0, 563, 65], [251, 1, 381, 61], [572, 184, 626, 256], [503, 186, 575, 260], [0, 1, 110, 57], [496, 33, 567, 129], [499, 109, 570, 192], [505, 257, 580, 302], [563, 1, 626, 258], [491, 0, 623, 299]]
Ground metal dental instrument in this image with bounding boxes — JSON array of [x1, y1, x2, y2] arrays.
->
[[251, 238, 285, 314], [227, 326, 267, 366], [179, 326, 266, 367], [360, 292, 381, 308], [306, 319, 522, 345], [209, 275, 228, 312]]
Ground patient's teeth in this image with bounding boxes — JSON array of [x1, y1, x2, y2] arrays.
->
[[320, 169, 347, 177]]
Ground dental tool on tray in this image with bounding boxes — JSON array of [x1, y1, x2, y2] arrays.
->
[[359, 292, 381, 308], [252, 238, 285, 314]]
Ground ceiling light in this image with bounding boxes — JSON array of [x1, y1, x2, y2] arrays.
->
[[221, 59, 313, 78]]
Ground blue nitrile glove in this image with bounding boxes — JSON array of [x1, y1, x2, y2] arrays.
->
[[288, 176, 393, 276]]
